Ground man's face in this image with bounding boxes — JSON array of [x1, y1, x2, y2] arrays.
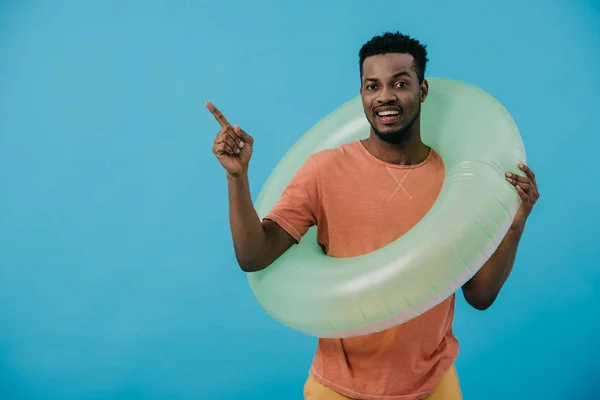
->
[[360, 53, 427, 145]]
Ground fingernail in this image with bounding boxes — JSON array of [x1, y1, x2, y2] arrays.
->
[[518, 163, 524, 169], [239, 141, 244, 148], [506, 172, 512, 177]]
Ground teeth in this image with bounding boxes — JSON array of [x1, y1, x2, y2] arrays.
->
[[377, 110, 399, 116]]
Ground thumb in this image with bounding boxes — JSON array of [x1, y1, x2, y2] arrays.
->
[[234, 125, 254, 145]]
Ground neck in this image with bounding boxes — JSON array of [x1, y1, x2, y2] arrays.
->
[[361, 129, 430, 165]]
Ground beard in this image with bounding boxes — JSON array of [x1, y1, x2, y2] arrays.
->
[[371, 103, 421, 146]]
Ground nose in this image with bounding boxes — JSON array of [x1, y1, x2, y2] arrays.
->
[[377, 85, 396, 103]]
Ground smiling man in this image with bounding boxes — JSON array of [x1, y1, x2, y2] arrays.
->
[[209, 32, 539, 400]]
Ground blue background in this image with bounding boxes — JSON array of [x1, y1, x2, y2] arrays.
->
[[1, 0, 599, 399]]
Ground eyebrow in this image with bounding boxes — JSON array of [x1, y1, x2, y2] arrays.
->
[[364, 71, 410, 82]]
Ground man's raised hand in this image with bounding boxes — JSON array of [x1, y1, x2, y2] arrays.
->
[[207, 102, 254, 176]]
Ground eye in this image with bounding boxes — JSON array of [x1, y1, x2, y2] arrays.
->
[[395, 81, 408, 88], [366, 84, 378, 90]]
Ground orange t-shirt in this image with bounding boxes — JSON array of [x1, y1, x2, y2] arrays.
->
[[264, 140, 459, 400]]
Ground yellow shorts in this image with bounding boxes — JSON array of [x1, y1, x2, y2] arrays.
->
[[303, 364, 463, 400]]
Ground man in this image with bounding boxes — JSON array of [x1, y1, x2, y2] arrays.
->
[[208, 32, 539, 400]]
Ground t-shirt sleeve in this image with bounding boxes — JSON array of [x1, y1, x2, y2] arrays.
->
[[263, 156, 320, 243]]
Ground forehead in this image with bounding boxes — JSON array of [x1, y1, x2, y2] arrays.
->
[[362, 53, 416, 80]]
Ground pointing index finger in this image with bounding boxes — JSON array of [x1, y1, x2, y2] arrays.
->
[[206, 102, 231, 128]]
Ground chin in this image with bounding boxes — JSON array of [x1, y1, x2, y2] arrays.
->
[[376, 123, 405, 136], [374, 128, 410, 145], [377, 124, 401, 133]]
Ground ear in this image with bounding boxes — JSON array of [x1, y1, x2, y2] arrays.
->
[[420, 78, 429, 102]]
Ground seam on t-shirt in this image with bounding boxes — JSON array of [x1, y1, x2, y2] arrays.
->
[[264, 212, 302, 242], [357, 141, 434, 170], [385, 167, 413, 201], [311, 155, 323, 222], [309, 366, 431, 400]]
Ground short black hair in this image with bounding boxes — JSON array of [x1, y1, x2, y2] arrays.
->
[[359, 32, 429, 82]]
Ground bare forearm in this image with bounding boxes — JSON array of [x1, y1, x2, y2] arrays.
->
[[207, 103, 293, 271], [462, 222, 525, 309], [227, 172, 269, 271], [481, 224, 523, 290]]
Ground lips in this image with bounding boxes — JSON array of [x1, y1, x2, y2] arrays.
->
[[374, 106, 402, 124]]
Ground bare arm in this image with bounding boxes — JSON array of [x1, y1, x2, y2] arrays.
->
[[462, 223, 524, 310], [207, 101, 294, 272], [227, 172, 295, 272], [462, 163, 540, 310]]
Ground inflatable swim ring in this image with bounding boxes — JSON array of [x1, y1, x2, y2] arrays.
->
[[248, 77, 526, 338]]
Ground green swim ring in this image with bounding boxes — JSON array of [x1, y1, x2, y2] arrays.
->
[[248, 77, 526, 338]]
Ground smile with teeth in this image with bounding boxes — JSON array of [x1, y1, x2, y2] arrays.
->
[[377, 110, 400, 117]]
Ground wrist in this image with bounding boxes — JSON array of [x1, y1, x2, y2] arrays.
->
[[509, 219, 526, 234], [226, 169, 248, 182]]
